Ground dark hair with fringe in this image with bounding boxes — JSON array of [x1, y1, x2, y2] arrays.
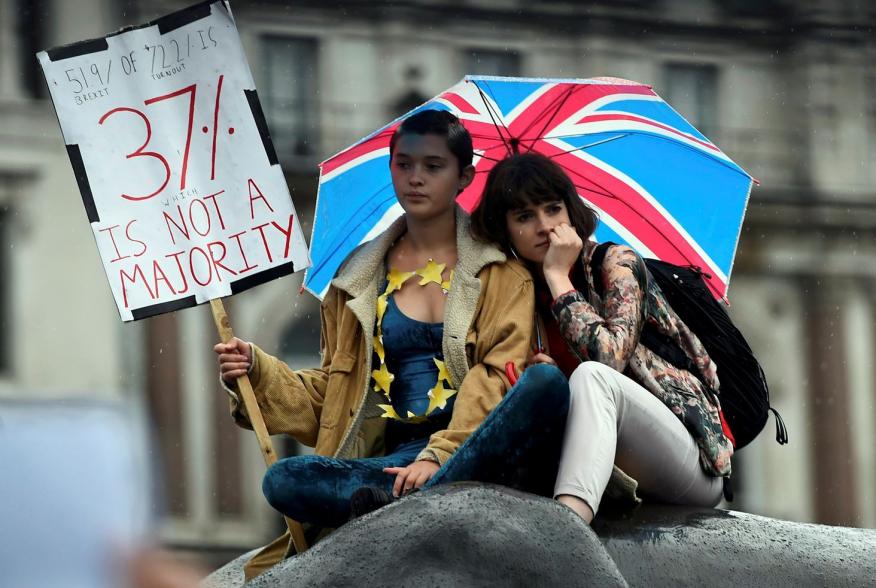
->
[[389, 109, 473, 172], [470, 152, 599, 254]]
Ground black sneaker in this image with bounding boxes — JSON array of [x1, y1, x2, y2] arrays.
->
[[349, 486, 394, 520]]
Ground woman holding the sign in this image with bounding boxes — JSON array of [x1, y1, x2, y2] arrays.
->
[[215, 110, 567, 575]]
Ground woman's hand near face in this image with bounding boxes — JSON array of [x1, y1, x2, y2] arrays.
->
[[383, 460, 440, 497], [542, 223, 583, 299], [525, 350, 557, 370]]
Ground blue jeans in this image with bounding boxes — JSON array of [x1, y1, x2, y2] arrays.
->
[[262, 364, 569, 528]]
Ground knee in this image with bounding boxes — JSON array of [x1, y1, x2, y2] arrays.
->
[[262, 460, 287, 510], [262, 456, 316, 510], [515, 363, 569, 409], [521, 362, 567, 388], [569, 361, 617, 402]]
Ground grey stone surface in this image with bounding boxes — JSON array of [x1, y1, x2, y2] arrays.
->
[[201, 548, 259, 588], [206, 482, 627, 587], [593, 504, 876, 587], [204, 484, 876, 587]]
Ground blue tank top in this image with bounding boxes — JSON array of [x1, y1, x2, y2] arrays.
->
[[381, 295, 453, 416], [380, 294, 455, 450]]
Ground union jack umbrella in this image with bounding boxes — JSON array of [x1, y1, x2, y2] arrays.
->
[[304, 75, 755, 300]]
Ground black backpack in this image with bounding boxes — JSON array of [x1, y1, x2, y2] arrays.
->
[[590, 242, 788, 450]]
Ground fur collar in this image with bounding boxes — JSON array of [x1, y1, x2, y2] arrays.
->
[[332, 206, 506, 296], [330, 206, 506, 458]]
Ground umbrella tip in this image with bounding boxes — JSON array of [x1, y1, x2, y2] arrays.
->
[[298, 285, 306, 295]]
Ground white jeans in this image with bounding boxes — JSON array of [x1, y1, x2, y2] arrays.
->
[[553, 361, 723, 514]]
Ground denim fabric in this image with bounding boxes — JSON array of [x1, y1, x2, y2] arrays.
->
[[381, 295, 453, 419], [262, 438, 428, 528], [262, 364, 569, 528], [426, 363, 569, 497]]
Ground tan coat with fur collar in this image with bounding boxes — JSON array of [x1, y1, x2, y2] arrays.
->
[[232, 209, 534, 577]]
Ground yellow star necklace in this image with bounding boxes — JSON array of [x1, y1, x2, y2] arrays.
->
[[372, 260, 457, 422]]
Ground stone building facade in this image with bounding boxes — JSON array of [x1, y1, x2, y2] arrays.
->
[[1, 0, 874, 557]]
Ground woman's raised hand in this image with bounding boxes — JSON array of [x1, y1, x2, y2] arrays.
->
[[213, 337, 253, 384], [543, 223, 583, 278], [526, 350, 557, 369], [542, 223, 583, 299]]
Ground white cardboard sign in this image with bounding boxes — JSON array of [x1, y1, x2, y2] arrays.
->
[[38, 1, 310, 321]]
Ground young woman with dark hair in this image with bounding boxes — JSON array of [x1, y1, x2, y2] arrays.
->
[[213, 111, 562, 576], [471, 152, 732, 523]]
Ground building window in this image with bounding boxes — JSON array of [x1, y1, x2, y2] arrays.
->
[[464, 48, 521, 77], [261, 36, 319, 158], [277, 317, 321, 373], [15, 0, 48, 99], [145, 314, 187, 516], [663, 63, 718, 135], [277, 316, 321, 457], [391, 65, 429, 119], [0, 205, 8, 374]]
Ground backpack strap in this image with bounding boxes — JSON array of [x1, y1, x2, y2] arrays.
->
[[588, 241, 615, 298], [589, 242, 698, 371], [770, 407, 789, 445]]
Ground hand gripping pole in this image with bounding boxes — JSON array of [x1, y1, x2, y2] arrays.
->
[[210, 298, 308, 553]]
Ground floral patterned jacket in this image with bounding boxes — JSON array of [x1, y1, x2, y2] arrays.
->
[[550, 242, 733, 477]]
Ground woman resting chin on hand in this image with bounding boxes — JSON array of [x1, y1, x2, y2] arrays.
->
[[470, 152, 733, 524]]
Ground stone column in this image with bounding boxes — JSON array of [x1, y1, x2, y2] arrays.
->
[[787, 4, 873, 196], [146, 311, 188, 516], [0, 0, 17, 100], [804, 277, 857, 526]]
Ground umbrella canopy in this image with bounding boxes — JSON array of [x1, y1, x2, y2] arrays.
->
[[305, 75, 755, 300]]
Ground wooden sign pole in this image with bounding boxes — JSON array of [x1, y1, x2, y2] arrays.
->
[[210, 298, 308, 553]]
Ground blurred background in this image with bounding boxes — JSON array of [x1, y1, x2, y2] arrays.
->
[[1, 0, 874, 569]]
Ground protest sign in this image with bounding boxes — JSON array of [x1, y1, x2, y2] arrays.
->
[[37, 0, 310, 322], [37, 1, 312, 552]]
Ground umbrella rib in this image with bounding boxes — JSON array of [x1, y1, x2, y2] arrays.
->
[[541, 134, 631, 158], [474, 153, 505, 165], [567, 170, 705, 275], [473, 82, 514, 157], [515, 91, 570, 139], [522, 85, 578, 153], [570, 181, 615, 200], [469, 137, 513, 152], [519, 131, 629, 143], [573, 176, 715, 284], [476, 80, 514, 137], [532, 129, 752, 182]]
